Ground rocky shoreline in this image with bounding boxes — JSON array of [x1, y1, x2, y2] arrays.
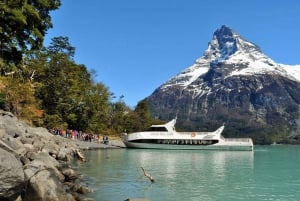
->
[[0, 110, 123, 201]]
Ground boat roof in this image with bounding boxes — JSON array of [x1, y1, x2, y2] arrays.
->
[[149, 119, 176, 131]]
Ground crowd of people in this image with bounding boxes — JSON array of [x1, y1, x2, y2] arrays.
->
[[48, 128, 109, 144]]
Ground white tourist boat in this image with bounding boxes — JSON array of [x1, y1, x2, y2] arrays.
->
[[122, 119, 253, 151]]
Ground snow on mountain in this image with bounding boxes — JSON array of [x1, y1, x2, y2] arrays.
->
[[160, 25, 300, 90], [280, 64, 300, 82], [147, 25, 300, 141], [160, 60, 209, 89]]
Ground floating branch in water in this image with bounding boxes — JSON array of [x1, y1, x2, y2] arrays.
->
[[141, 167, 155, 183]]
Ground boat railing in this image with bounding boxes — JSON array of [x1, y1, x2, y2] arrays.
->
[[179, 132, 211, 135], [224, 138, 252, 142]]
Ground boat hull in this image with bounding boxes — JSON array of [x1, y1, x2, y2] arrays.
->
[[123, 141, 253, 151]]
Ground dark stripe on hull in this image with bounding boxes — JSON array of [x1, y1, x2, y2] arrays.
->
[[123, 142, 253, 151]]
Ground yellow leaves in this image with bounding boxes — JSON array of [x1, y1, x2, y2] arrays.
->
[[0, 77, 8, 91], [3, 77, 43, 124]]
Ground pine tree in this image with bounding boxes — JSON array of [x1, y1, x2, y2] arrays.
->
[[0, 0, 61, 71]]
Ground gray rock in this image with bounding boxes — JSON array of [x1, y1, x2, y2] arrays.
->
[[0, 139, 18, 155], [20, 155, 30, 165], [0, 148, 25, 201], [32, 138, 44, 151], [34, 152, 60, 167], [1, 136, 26, 155], [62, 168, 78, 181], [23, 143, 35, 152], [23, 152, 64, 182], [0, 129, 6, 138], [0, 110, 14, 117], [25, 151, 37, 161], [0, 110, 84, 201], [19, 135, 34, 145], [71, 183, 93, 195], [23, 164, 40, 180], [41, 142, 60, 157], [23, 168, 72, 201], [57, 147, 70, 161]]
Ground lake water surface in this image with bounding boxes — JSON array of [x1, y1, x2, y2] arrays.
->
[[74, 146, 300, 201]]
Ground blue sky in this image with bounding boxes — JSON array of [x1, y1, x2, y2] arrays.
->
[[45, 0, 300, 107]]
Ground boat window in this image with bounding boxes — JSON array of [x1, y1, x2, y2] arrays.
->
[[146, 126, 168, 132]]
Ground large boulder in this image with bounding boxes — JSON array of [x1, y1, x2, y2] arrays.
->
[[0, 148, 25, 201], [23, 168, 75, 201], [23, 152, 63, 182], [1, 136, 27, 155]]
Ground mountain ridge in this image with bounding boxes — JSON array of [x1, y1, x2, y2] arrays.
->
[[160, 25, 300, 91], [146, 25, 300, 144]]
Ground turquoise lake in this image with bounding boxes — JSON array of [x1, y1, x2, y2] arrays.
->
[[74, 146, 300, 201]]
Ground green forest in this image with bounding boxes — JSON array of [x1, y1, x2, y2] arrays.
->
[[0, 0, 160, 136]]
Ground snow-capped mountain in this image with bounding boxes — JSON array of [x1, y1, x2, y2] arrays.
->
[[146, 25, 300, 144], [162, 25, 300, 90]]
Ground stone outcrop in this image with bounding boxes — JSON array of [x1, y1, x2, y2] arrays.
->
[[0, 110, 92, 201], [0, 148, 24, 201]]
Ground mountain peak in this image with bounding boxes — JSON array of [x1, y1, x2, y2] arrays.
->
[[160, 26, 300, 91], [212, 25, 238, 61], [203, 25, 261, 63], [213, 25, 236, 43], [215, 25, 233, 34]]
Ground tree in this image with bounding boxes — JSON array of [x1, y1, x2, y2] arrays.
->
[[0, 0, 61, 70], [109, 97, 131, 134], [33, 37, 88, 128], [1, 75, 42, 125], [83, 83, 111, 134], [47, 36, 75, 59], [32, 37, 118, 134], [37, 56, 92, 129], [133, 99, 153, 131], [120, 100, 162, 133]]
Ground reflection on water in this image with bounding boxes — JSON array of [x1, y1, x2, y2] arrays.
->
[[137, 149, 254, 181], [75, 146, 300, 201], [76, 149, 254, 201]]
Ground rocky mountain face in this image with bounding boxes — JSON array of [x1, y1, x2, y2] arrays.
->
[[146, 25, 300, 144]]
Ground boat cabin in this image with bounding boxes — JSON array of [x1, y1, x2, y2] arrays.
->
[[146, 119, 176, 132]]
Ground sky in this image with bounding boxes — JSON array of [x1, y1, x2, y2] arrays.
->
[[44, 0, 300, 107]]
